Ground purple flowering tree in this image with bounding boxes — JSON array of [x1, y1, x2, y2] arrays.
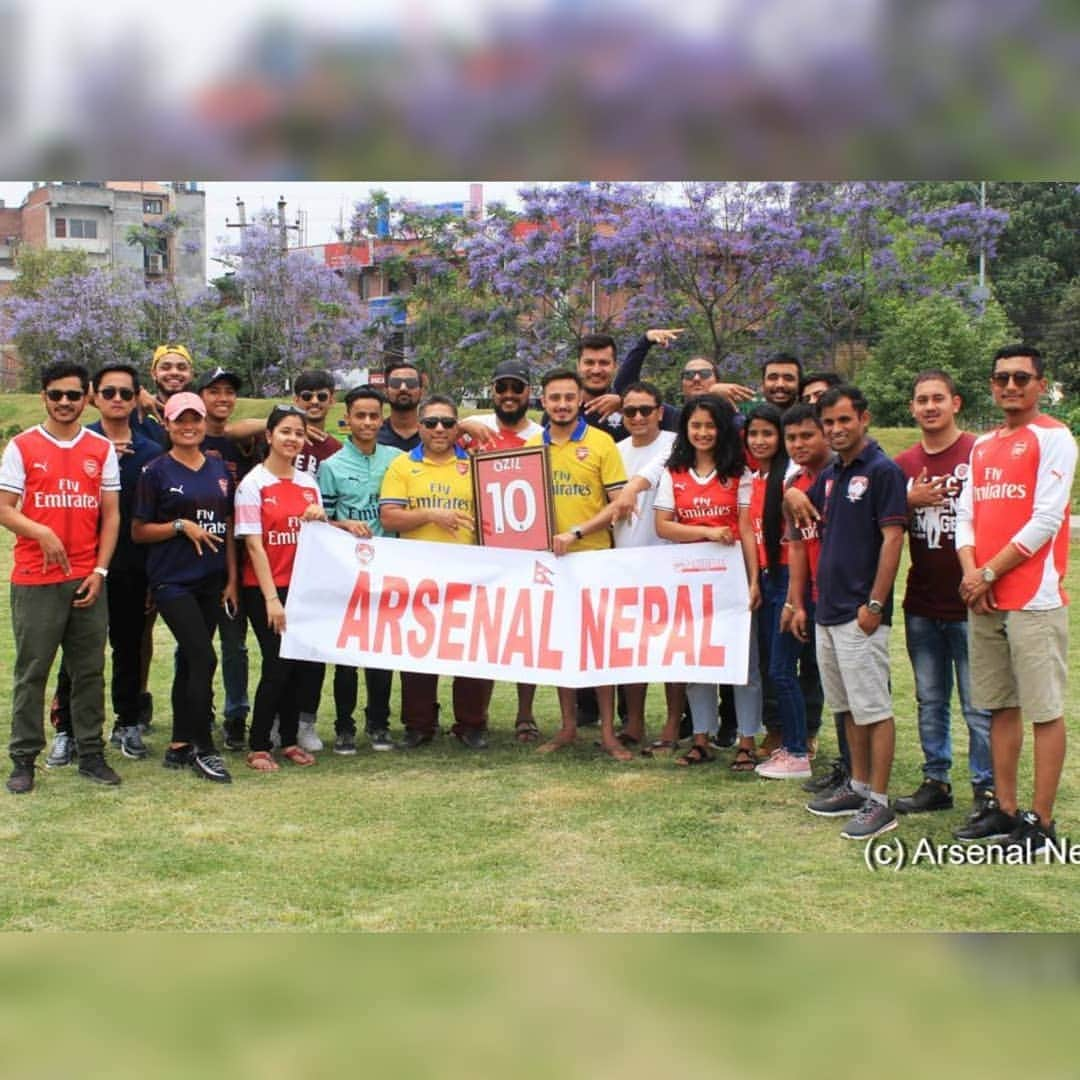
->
[[216, 213, 367, 394]]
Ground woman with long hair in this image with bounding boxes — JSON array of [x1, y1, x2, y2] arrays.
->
[[743, 405, 811, 780], [654, 395, 762, 767], [132, 392, 237, 784], [234, 405, 328, 771]]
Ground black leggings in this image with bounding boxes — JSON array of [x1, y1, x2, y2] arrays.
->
[[155, 575, 222, 750], [245, 585, 308, 753]]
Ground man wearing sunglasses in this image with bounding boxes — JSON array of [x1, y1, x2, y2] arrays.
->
[[956, 345, 1077, 855], [380, 397, 492, 750], [1, 361, 122, 793], [292, 370, 343, 479], [469, 359, 543, 449], [377, 362, 426, 452]]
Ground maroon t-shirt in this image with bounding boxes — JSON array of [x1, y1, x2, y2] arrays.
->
[[294, 432, 343, 478], [894, 432, 976, 621]]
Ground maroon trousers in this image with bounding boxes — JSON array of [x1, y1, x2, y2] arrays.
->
[[401, 672, 492, 735]]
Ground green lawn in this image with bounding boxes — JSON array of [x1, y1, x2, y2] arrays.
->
[[0, 394, 1078, 932], [0, 525, 1078, 932]]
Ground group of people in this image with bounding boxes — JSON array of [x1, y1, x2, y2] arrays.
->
[[2, 334, 1074, 858]]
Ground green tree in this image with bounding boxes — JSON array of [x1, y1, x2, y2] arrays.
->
[[858, 294, 1014, 427], [10, 248, 90, 297]]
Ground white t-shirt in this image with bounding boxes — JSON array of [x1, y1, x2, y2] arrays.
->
[[613, 430, 676, 548]]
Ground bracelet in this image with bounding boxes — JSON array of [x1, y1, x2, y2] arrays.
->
[[93, 566, 109, 578], [782, 602, 795, 612]]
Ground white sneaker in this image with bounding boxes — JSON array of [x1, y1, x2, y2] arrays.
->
[[297, 720, 324, 752]]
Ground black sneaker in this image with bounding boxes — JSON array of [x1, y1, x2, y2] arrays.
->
[[163, 744, 194, 770], [368, 728, 393, 752], [971, 787, 993, 818], [802, 757, 848, 794], [953, 794, 1017, 842], [806, 781, 866, 817], [453, 728, 489, 750], [709, 730, 736, 750], [6, 760, 35, 795], [397, 730, 435, 750], [333, 733, 358, 756], [78, 753, 121, 786], [138, 692, 154, 734], [223, 720, 247, 752], [894, 779, 954, 814], [118, 725, 149, 760], [190, 749, 232, 784], [1005, 810, 1056, 858]]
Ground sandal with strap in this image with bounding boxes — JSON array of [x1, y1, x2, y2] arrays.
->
[[514, 717, 541, 744], [731, 747, 757, 772], [676, 744, 715, 766], [246, 750, 279, 772], [282, 745, 316, 767], [641, 738, 678, 757]]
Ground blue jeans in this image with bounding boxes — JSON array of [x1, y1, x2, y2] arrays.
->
[[760, 567, 807, 755], [904, 613, 992, 790], [217, 598, 250, 721]]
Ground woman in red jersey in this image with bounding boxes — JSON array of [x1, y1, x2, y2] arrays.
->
[[654, 395, 762, 768], [234, 406, 328, 772]]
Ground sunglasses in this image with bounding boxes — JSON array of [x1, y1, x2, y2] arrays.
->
[[98, 386, 135, 401], [493, 378, 527, 394], [682, 369, 715, 382], [45, 389, 85, 402], [298, 390, 331, 403], [387, 376, 420, 390], [991, 370, 1037, 388], [622, 404, 658, 419], [420, 416, 457, 430]]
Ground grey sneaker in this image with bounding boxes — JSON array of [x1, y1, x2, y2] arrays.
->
[[333, 733, 358, 756], [368, 729, 393, 752], [45, 731, 76, 769], [840, 800, 897, 840], [118, 725, 149, 760], [297, 720, 324, 752], [806, 781, 866, 817]]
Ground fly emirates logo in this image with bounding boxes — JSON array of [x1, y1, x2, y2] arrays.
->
[[974, 465, 1027, 501], [32, 477, 99, 509]]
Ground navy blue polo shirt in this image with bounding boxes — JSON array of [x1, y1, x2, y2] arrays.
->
[[87, 421, 164, 574], [807, 438, 907, 626]]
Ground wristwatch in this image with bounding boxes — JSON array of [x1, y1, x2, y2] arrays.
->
[[172, 519, 186, 535], [571, 526, 584, 541], [93, 566, 108, 579], [980, 566, 997, 584], [866, 599, 884, 616]]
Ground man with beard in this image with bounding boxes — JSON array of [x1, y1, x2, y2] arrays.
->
[[761, 353, 803, 412], [377, 362, 425, 452], [136, 344, 196, 446]]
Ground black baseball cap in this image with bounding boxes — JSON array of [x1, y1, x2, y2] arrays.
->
[[492, 359, 531, 384], [196, 366, 243, 393]]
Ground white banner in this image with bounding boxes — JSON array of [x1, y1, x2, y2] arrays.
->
[[281, 523, 750, 688]]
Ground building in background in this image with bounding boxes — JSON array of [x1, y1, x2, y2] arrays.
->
[[0, 181, 206, 299]]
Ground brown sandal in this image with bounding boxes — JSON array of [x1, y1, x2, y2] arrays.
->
[[514, 717, 541, 743], [676, 745, 715, 766], [731, 747, 757, 772], [282, 745, 316, 767]]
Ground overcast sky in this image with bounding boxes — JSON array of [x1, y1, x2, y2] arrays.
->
[[0, 180, 531, 281]]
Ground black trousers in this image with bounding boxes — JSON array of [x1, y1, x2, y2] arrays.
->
[[156, 575, 222, 750], [245, 586, 309, 752]]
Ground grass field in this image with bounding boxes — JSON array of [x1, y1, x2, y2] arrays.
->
[[0, 396, 1078, 932]]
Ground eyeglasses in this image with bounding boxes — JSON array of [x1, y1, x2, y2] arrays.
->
[[297, 390, 331, 403], [493, 378, 527, 394], [98, 386, 135, 401], [45, 389, 85, 402], [420, 416, 457, 430], [622, 404, 658, 419], [387, 376, 420, 390], [991, 370, 1037, 388], [682, 369, 715, 382]]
